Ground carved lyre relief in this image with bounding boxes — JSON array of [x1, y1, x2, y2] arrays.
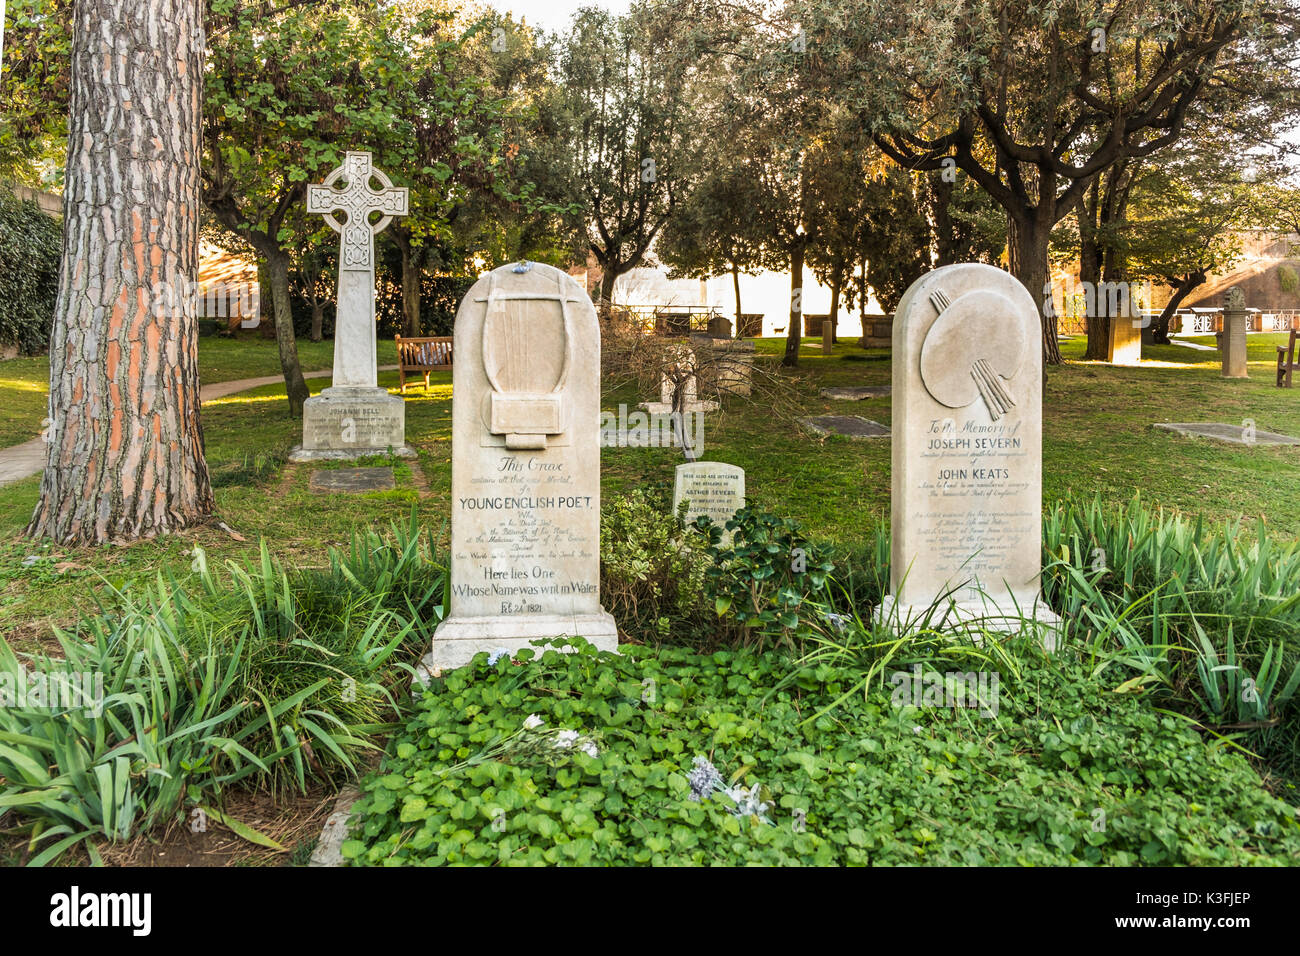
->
[[479, 262, 580, 449]]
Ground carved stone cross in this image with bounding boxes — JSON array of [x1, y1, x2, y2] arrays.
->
[[307, 151, 408, 389]]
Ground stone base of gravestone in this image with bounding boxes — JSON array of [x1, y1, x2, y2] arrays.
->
[[420, 615, 618, 673], [820, 385, 891, 401], [289, 387, 417, 462], [800, 415, 889, 439], [308, 467, 396, 493], [1153, 422, 1300, 446], [877, 594, 1061, 649], [638, 400, 719, 415]]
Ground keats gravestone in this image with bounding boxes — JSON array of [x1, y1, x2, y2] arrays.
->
[[291, 151, 415, 461], [422, 262, 618, 671], [881, 263, 1058, 636]]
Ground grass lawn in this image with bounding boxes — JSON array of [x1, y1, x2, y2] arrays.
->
[[2, 332, 1299, 642], [3, 331, 1300, 867], [0, 334, 400, 449]]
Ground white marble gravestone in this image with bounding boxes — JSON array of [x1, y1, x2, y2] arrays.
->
[[422, 262, 618, 671], [290, 151, 415, 461], [881, 263, 1058, 636], [673, 462, 745, 540]]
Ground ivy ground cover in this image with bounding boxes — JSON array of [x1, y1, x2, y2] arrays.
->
[[344, 641, 1300, 866]]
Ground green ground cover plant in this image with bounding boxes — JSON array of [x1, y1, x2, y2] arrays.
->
[[344, 638, 1300, 866]]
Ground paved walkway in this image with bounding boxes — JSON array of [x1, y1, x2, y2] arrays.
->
[[0, 366, 399, 488]]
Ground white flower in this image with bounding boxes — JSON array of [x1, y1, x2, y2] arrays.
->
[[523, 714, 544, 730], [579, 740, 600, 758], [912, 725, 923, 735], [486, 647, 511, 666], [553, 729, 580, 749]]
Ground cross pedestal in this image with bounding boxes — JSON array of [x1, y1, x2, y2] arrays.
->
[[290, 151, 417, 462]]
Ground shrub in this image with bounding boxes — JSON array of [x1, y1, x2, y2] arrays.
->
[[0, 520, 444, 861], [599, 489, 712, 645], [344, 639, 1300, 866], [0, 188, 61, 355], [699, 507, 836, 652], [1041, 496, 1300, 789]]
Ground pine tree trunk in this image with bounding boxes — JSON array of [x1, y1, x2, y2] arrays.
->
[[28, 0, 213, 545]]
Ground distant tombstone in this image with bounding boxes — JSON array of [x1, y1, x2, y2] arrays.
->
[[421, 262, 618, 672], [1107, 296, 1142, 366], [822, 318, 834, 351], [674, 462, 745, 540], [707, 314, 733, 339], [640, 345, 718, 414], [881, 263, 1058, 637], [1221, 288, 1249, 379], [291, 151, 415, 461]]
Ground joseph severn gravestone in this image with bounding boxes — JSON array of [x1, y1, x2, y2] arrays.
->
[[880, 263, 1058, 638], [290, 151, 416, 462], [421, 262, 618, 672]]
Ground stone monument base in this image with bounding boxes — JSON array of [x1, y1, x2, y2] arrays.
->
[[418, 612, 620, 677], [289, 387, 417, 462], [637, 400, 719, 415], [877, 594, 1061, 650]]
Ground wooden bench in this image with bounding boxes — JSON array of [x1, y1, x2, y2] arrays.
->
[[1278, 330, 1299, 388], [394, 335, 453, 393]]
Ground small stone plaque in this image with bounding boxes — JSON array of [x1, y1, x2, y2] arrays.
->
[[1154, 422, 1300, 446], [820, 385, 892, 401], [309, 467, 396, 493], [800, 415, 890, 439], [674, 462, 745, 536]]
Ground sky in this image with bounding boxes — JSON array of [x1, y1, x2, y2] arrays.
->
[[485, 0, 631, 35]]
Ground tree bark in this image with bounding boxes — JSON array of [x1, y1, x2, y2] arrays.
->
[[731, 260, 742, 333], [1008, 214, 1061, 366], [393, 229, 422, 338], [28, 0, 213, 545], [265, 248, 310, 417], [1151, 272, 1206, 342], [311, 302, 324, 343], [828, 264, 843, 344], [782, 244, 804, 368], [1079, 181, 1110, 361]]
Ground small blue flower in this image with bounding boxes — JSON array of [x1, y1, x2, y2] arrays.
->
[[487, 648, 510, 666]]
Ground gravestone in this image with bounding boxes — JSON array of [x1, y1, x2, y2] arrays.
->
[[800, 415, 889, 439], [422, 262, 618, 672], [820, 385, 891, 401], [639, 346, 718, 414], [291, 151, 415, 462], [309, 467, 396, 493], [822, 318, 834, 352], [1107, 299, 1142, 365], [1221, 289, 1249, 379], [881, 263, 1058, 635], [673, 462, 745, 540], [706, 314, 733, 339], [1153, 422, 1300, 446]]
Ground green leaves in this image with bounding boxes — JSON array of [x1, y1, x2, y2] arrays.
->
[[343, 639, 1300, 867]]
